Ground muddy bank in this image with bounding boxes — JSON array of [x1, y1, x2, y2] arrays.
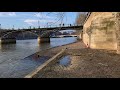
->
[[33, 41, 120, 78], [23, 40, 85, 78]]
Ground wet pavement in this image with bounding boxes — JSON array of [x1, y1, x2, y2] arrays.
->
[[33, 41, 120, 78], [59, 56, 71, 66]]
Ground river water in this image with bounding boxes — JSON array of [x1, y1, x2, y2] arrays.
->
[[0, 37, 77, 78]]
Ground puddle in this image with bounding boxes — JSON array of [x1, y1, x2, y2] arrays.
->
[[59, 56, 71, 66]]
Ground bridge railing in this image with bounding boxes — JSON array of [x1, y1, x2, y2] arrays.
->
[[0, 24, 83, 31], [44, 24, 82, 28]]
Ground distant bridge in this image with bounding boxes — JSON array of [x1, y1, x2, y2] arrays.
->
[[52, 35, 78, 38]]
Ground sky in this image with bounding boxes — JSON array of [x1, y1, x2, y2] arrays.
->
[[0, 12, 78, 29]]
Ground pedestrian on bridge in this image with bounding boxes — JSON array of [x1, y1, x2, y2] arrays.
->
[[63, 23, 64, 26]]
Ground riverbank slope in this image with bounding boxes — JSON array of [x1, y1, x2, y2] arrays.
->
[[32, 40, 120, 78]]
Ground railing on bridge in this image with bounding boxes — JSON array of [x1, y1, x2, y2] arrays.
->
[[29, 23, 82, 30], [0, 24, 83, 31], [46, 24, 82, 28]]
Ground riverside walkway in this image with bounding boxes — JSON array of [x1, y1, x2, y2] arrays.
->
[[25, 40, 120, 78]]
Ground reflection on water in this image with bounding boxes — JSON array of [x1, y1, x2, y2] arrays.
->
[[38, 43, 51, 51], [0, 44, 16, 51], [59, 56, 71, 66], [0, 37, 77, 78]]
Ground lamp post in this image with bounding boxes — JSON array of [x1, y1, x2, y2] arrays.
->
[[13, 25, 14, 30], [47, 23, 49, 28], [38, 20, 40, 28], [0, 24, 1, 29], [29, 26, 31, 29]]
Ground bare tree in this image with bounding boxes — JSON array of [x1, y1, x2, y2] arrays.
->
[[76, 12, 87, 25], [35, 12, 66, 27], [34, 12, 66, 37]]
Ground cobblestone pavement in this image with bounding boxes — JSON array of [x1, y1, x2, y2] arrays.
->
[[34, 41, 120, 78]]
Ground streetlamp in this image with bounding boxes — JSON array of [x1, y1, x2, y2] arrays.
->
[[38, 20, 40, 28], [13, 25, 14, 30], [0, 24, 1, 29], [47, 23, 49, 28], [29, 26, 31, 29]]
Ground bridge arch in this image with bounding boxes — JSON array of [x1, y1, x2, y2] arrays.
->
[[1, 30, 40, 39], [0, 24, 83, 44]]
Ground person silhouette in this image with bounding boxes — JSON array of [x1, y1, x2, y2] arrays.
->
[[87, 43, 89, 48]]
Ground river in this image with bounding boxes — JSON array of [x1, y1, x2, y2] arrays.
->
[[0, 37, 77, 78]]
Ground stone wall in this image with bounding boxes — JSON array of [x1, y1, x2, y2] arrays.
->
[[83, 12, 117, 50]]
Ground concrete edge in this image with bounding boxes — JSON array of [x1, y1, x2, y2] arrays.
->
[[24, 48, 67, 78]]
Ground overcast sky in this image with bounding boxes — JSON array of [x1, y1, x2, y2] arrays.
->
[[0, 12, 78, 29]]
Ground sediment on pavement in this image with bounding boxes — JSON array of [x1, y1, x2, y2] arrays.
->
[[32, 41, 120, 78], [24, 41, 85, 78], [24, 48, 67, 78]]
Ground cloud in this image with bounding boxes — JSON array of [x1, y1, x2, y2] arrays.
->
[[24, 19, 56, 25], [24, 13, 63, 26], [24, 19, 38, 25], [0, 12, 16, 17], [8, 12, 16, 16], [34, 13, 53, 19]]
